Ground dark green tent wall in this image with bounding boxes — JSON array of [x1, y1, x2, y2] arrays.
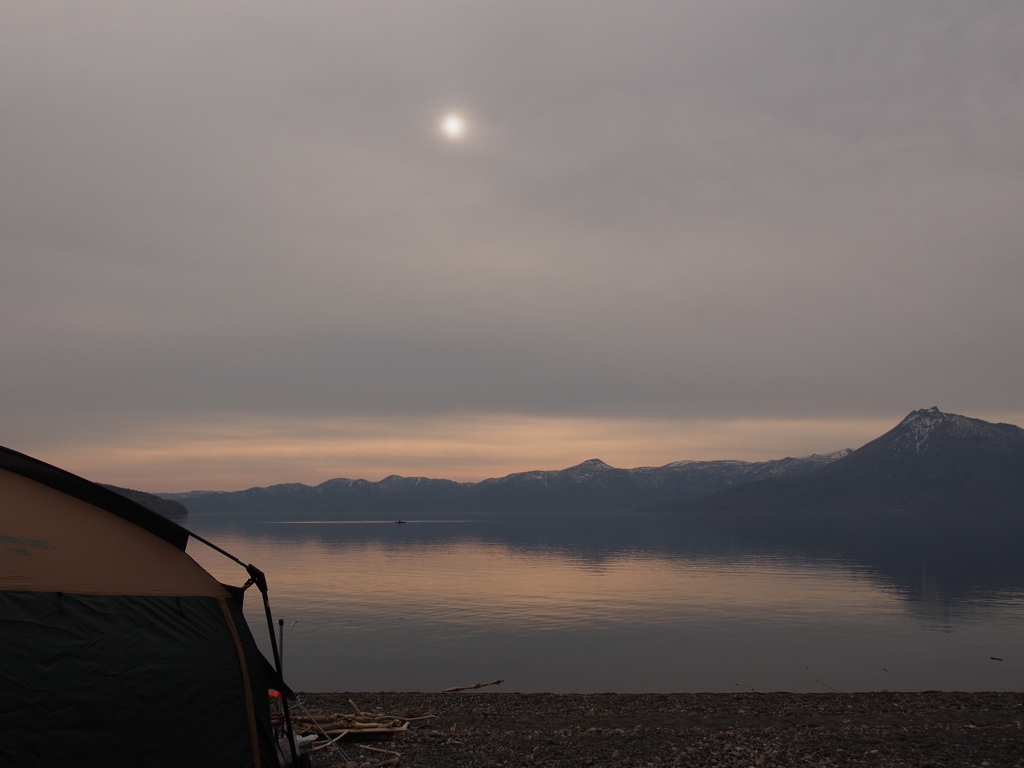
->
[[0, 447, 279, 768]]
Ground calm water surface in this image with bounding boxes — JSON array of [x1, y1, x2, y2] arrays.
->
[[185, 511, 1024, 693]]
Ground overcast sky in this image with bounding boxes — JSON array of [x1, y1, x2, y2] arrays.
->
[[3, 1, 1023, 490]]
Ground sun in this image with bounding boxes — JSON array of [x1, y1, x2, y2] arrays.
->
[[440, 112, 467, 141]]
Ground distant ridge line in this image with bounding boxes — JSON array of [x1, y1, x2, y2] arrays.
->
[[158, 451, 851, 517]]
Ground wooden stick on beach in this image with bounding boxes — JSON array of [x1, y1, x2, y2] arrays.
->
[[308, 732, 349, 752], [441, 679, 504, 693]]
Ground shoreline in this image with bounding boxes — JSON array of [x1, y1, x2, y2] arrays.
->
[[299, 691, 1023, 767]]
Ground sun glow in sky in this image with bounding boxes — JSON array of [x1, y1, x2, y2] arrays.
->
[[440, 112, 467, 140]]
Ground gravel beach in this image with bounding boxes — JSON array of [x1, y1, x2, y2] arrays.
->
[[297, 692, 1023, 768]]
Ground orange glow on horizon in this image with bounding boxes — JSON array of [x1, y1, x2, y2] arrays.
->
[[26, 410, 1024, 493]]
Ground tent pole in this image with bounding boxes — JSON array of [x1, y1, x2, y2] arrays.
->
[[247, 565, 300, 766], [189, 532, 251, 569]]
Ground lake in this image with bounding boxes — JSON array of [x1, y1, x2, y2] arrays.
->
[[185, 510, 1024, 694]]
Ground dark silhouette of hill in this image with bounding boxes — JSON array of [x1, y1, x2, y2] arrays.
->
[[160, 452, 849, 518], [679, 408, 1024, 512], [100, 484, 189, 519]]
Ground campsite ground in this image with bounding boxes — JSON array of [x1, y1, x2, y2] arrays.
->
[[299, 691, 1023, 768]]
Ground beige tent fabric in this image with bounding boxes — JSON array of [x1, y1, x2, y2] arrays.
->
[[0, 468, 229, 597]]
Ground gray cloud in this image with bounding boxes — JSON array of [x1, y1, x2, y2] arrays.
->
[[2, 0, 1023, 448]]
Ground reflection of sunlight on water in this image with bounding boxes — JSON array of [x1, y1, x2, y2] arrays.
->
[[185, 521, 1024, 693], [188, 534, 905, 633]]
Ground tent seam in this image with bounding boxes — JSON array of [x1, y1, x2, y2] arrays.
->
[[219, 598, 261, 768]]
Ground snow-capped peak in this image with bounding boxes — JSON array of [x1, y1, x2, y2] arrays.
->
[[893, 407, 985, 453], [794, 449, 852, 463], [563, 459, 614, 476]]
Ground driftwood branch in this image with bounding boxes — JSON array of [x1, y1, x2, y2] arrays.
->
[[441, 679, 504, 693], [295, 698, 418, 751], [308, 732, 349, 752]]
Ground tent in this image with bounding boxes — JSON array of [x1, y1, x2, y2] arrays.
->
[[0, 445, 301, 767]]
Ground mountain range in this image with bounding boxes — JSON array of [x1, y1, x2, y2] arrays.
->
[[160, 451, 850, 518], [156, 408, 1024, 517]]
